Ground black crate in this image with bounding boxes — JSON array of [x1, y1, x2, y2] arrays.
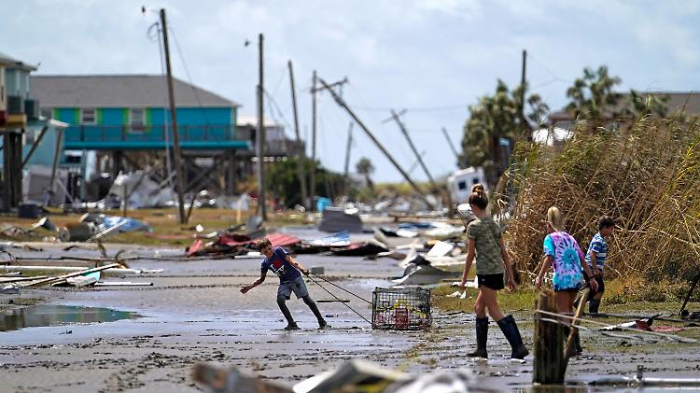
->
[[371, 287, 432, 330]]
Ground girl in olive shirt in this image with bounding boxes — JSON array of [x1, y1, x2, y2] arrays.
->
[[459, 184, 528, 359]]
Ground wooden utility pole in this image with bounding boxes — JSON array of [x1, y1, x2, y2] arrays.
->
[[319, 78, 435, 210], [256, 33, 267, 220], [160, 8, 187, 224], [388, 110, 438, 190], [521, 50, 527, 116], [442, 127, 460, 162], [520, 49, 533, 140], [310, 70, 317, 211], [288, 60, 308, 210], [343, 122, 354, 193]]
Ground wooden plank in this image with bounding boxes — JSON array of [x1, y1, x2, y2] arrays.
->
[[21, 263, 121, 287], [565, 288, 589, 359], [0, 275, 48, 283]]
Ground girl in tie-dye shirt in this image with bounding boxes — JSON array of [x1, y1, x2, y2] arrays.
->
[[536, 207, 598, 312]]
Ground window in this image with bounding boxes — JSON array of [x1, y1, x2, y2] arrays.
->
[[129, 108, 145, 134], [457, 181, 467, 191], [81, 109, 96, 125]]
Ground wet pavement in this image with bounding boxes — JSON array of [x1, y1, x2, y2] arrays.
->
[[0, 242, 699, 392]]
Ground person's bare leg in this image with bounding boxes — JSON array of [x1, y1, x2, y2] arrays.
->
[[474, 290, 487, 318], [481, 287, 505, 322]]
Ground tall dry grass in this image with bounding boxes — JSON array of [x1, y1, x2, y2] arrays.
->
[[503, 115, 700, 283]]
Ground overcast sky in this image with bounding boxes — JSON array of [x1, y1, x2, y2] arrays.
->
[[3, 0, 700, 182]]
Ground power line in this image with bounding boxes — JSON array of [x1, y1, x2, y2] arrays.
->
[[526, 52, 573, 86], [167, 22, 211, 125]]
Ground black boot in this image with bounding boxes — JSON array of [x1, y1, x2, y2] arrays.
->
[[497, 315, 529, 359], [467, 317, 489, 358], [303, 296, 328, 329], [564, 326, 583, 356], [589, 299, 601, 314]]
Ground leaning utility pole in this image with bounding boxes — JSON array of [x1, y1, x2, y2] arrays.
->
[[319, 78, 435, 210], [343, 122, 354, 193], [160, 8, 187, 224], [309, 70, 317, 211], [256, 33, 267, 220], [442, 127, 460, 162], [288, 60, 308, 210], [388, 109, 438, 190]]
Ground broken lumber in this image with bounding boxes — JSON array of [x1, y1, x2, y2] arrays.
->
[[21, 263, 121, 287]]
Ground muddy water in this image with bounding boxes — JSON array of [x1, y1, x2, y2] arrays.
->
[[0, 243, 699, 392], [0, 305, 138, 332]]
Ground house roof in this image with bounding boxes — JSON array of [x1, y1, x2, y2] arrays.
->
[[236, 114, 281, 128], [30, 74, 240, 109], [550, 91, 700, 122], [0, 51, 38, 71]]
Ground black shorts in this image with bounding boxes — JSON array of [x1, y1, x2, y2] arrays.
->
[[478, 273, 505, 290], [584, 274, 605, 297]]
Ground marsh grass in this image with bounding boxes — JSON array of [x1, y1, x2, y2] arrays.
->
[[503, 114, 700, 285]]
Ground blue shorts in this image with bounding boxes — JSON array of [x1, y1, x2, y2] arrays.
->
[[278, 276, 309, 300]]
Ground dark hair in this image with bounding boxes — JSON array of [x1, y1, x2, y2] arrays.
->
[[256, 238, 272, 251], [598, 216, 615, 230], [468, 184, 488, 210]]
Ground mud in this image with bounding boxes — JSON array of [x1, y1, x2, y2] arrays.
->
[[0, 243, 699, 392]]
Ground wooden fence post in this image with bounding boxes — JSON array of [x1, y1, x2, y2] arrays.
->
[[533, 289, 567, 385]]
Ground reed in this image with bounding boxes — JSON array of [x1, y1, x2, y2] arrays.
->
[[504, 114, 700, 283]]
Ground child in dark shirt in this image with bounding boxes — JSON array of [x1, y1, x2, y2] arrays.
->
[[240, 238, 328, 330]]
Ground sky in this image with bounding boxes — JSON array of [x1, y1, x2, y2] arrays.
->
[[3, 0, 700, 182]]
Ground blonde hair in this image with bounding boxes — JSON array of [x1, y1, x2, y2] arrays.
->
[[547, 206, 563, 232], [468, 183, 488, 209]]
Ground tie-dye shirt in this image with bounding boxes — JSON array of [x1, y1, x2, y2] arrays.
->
[[543, 231, 585, 291]]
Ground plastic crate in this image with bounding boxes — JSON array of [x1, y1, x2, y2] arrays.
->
[[371, 287, 432, 330]]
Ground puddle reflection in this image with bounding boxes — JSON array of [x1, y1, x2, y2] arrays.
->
[[0, 305, 139, 332]]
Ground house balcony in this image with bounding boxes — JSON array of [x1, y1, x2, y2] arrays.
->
[[63, 124, 251, 151]]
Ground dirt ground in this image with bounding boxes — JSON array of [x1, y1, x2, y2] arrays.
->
[[1, 240, 700, 392]]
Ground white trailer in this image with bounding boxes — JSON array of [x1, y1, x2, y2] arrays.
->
[[447, 167, 488, 204]]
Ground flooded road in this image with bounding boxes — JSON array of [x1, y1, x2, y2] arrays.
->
[[0, 243, 699, 392]]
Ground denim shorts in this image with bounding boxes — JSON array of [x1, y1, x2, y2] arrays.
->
[[278, 276, 309, 299]]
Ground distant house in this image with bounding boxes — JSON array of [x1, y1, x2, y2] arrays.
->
[[235, 114, 304, 177], [0, 51, 71, 209], [31, 74, 251, 198], [549, 92, 700, 130]]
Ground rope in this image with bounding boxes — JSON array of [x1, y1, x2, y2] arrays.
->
[[310, 273, 372, 304], [306, 274, 372, 324], [535, 309, 697, 343]]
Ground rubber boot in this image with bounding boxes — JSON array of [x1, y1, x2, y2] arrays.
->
[[467, 317, 489, 358], [277, 296, 298, 330], [589, 299, 601, 314], [564, 326, 583, 356], [303, 296, 328, 329], [497, 315, 529, 359]]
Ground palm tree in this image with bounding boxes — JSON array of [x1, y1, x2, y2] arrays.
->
[[356, 157, 375, 190]]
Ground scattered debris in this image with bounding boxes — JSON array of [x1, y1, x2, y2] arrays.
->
[[319, 207, 364, 233], [295, 360, 408, 393]]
